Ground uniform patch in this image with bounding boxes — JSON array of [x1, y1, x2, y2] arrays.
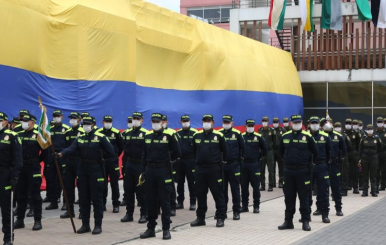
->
[[374, 140, 377, 143], [353, 135, 355, 139], [62, 128, 65, 133], [320, 136, 324, 141], [232, 134, 235, 139], [302, 136, 306, 141], [139, 133, 143, 137], [32, 134, 36, 139], [112, 133, 115, 138], [269, 132, 271, 136], [214, 136, 218, 141], [334, 136, 338, 140], [365, 141, 368, 144], [94, 136, 98, 140], [4, 135, 9, 141], [163, 136, 167, 141], [254, 136, 257, 141], [77, 132, 81, 137], [273, 130, 276, 135], [280, 131, 282, 134]]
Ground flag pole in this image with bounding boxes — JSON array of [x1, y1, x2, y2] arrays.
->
[[38, 97, 76, 233]]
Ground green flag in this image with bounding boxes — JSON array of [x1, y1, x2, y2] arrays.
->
[[356, 0, 372, 21]]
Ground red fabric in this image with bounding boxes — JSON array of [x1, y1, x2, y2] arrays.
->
[[268, 0, 275, 27]]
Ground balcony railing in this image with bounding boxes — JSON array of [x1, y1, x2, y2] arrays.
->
[[232, 0, 347, 9]]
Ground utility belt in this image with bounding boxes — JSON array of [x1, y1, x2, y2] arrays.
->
[[224, 159, 239, 164], [196, 163, 220, 168], [243, 159, 259, 163], [285, 164, 308, 170], [147, 162, 169, 168], [180, 155, 194, 159], [128, 158, 143, 164], [23, 158, 40, 165], [81, 159, 102, 165]]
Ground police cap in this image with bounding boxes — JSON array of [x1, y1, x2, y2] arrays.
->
[[68, 112, 81, 119], [180, 115, 190, 121], [103, 115, 113, 122], [345, 118, 353, 123], [358, 120, 363, 125], [202, 114, 214, 121], [291, 115, 302, 123], [366, 124, 374, 130], [262, 116, 269, 122], [81, 112, 90, 118], [162, 115, 167, 121], [376, 117, 383, 122], [273, 117, 279, 123], [82, 116, 96, 124], [222, 115, 233, 122], [245, 119, 255, 126], [309, 116, 320, 123], [352, 119, 359, 124], [53, 110, 63, 116], [283, 117, 289, 122], [132, 112, 143, 119], [334, 122, 342, 127], [21, 114, 36, 122], [127, 116, 133, 122], [151, 113, 163, 122], [12, 117, 20, 124], [0, 112, 8, 121], [19, 109, 30, 116]]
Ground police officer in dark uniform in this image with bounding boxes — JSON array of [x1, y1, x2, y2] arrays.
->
[[176, 115, 197, 211], [120, 112, 148, 224], [44, 110, 70, 210], [60, 112, 84, 218], [375, 117, 386, 191], [278, 115, 318, 232], [308, 116, 332, 223], [0, 112, 22, 245], [120, 116, 133, 207], [13, 110, 31, 133], [96, 116, 123, 213], [139, 113, 181, 240], [273, 117, 286, 188], [218, 115, 244, 220], [358, 120, 365, 135], [344, 118, 361, 195], [190, 114, 227, 228], [58, 116, 116, 235], [14, 114, 48, 231], [10, 118, 20, 131], [283, 117, 291, 132], [241, 119, 267, 213], [320, 118, 347, 216], [258, 116, 276, 191], [358, 124, 382, 197]]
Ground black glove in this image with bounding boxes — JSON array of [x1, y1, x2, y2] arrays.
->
[[11, 178, 18, 187]]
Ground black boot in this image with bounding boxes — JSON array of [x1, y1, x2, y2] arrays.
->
[[190, 217, 206, 227], [380, 186, 386, 191], [163, 229, 171, 240], [113, 206, 119, 213], [362, 189, 368, 197], [45, 203, 59, 210], [77, 225, 91, 234], [74, 199, 79, 204], [32, 220, 42, 231], [176, 203, 184, 209], [61, 203, 66, 211], [189, 203, 196, 211], [216, 219, 224, 227], [170, 209, 176, 216], [120, 199, 127, 206], [278, 221, 294, 230], [371, 191, 378, 197], [13, 219, 25, 229], [278, 182, 283, 188], [313, 210, 321, 216], [138, 215, 147, 224], [341, 190, 348, 196], [233, 212, 240, 220], [42, 197, 50, 203], [302, 221, 311, 231], [120, 213, 133, 222], [322, 215, 330, 223], [140, 228, 156, 239], [336, 210, 344, 216], [60, 211, 75, 219], [241, 206, 249, 213], [92, 226, 102, 235], [260, 185, 265, 191], [3, 241, 12, 245], [298, 218, 312, 222], [268, 186, 273, 192], [353, 187, 360, 194], [26, 209, 34, 217], [253, 207, 260, 213]]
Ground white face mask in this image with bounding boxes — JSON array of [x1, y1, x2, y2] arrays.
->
[[366, 130, 374, 135], [353, 125, 359, 130], [273, 123, 279, 128], [323, 123, 333, 131], [292, 123, 302, 131], [345, 125, 352, 130], [262, 122, 268, 127], [162, 122, 168, 129], [283, 122, 289, 127], [132, 119, 141, 127], [310, 124, 320, 131], [127, 123, 133, 129], [246, 127, 254, 133], [359, 126, 363, 130], [104, 122, 112, 130], [83, 125, 92, 133], [152, 123, 162, 131], [334, 127, 342, 133], [0, 121, 5, 131], [53, 117, 62, 123], [377, 123, 384, 128], [223, 124, 231, 130], [70, 119, 78, 127], [203, 122, 212, 130], [21, 121, 29, 130], [182, 122, 190, 128]]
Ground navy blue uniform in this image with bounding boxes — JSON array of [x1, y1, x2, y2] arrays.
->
[[279, 130, 319, 222], [273, 127, 286, 186], [241, 131, 267, 209], [0, 128, 22, 243], [143, 129, 181, 230], [219, 127, 245, 214], [122, 126, 148, 216], [61, 129, 116, 228], [176, 127, 197, 206], [192, 130, 227, 219], [344, 129, 361, 190], [258, 127, 276, 188]]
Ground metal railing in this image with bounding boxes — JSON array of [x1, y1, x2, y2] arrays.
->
[[232, 0, 349, 9]]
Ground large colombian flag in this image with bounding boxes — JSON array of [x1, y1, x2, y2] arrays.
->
[[0, 0, 303, 129]]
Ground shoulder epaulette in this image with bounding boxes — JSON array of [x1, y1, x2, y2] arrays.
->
[[213, 130, 224, 137], [146, 131, 154, 136], [96, 128, 103, 133], [282, 130, 292, 136], [319, 131, 329, 137], [190, 128, 198, 132], [50, 125, 54, 129], [231, 128, 241, 134], [4, 129, 17, 136], [254, 132, 262, 137], [34, 125, 38, 129], [333, 131, 342, 137], [163, 130, 173, 136], [17, 130, 25, 134], [140, 128, 148, 133], [33, 130, 39, 134], [14, 124, 21, 129], [301, 130, 312, 137], [111, 128, 120, 133], [218, 128, 224, 132], [63, 124, 70, 129], [193, 130, 204, 136], [78, 127, 85, 133], [94, 132, 105, 137]]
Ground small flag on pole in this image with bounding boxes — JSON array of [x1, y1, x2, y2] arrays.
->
[[37, 96, 52, 149], [326, 109, 330, 119]]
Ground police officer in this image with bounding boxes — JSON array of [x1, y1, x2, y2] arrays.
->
[[0, 112, 22, 245], [334, 122, 343, 134], [358, 124, 382, 197], [120, 112, 148, 224], [273, 117, 286, 188], [358, 120, 365, 134], [120, 116, 133, 207], [357, 120, 365, 190], [278, 115, 318, 231], [241, 119, 267, 213], [190, 114, 227, 228], [258, 116, 276, 191], [58, 116, 115, 235], [13, 110, 31, 133], [176, 115, 197, 211], [344, 118, 361, 195], [320, 118, 347, 216], [60, 112, 84, 218], [10, 118, 20, 131], [139, 113, 181, 240], [308, 116, 331, 223], [375, 117, 386, 191], [283, 117, 291, 132], [96, 116, 123, 213], [14, 114, 48, 231], [44, 110, 70, 210]]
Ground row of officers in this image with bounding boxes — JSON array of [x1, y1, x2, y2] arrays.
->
[[0, 109, 384, 243]]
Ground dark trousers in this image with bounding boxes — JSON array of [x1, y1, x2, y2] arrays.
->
[[348, 151, 359, 189], [0, 170, 12, 243], [362, 155, 378, 193], [329, 161, 342, 211], [223, 162, 241, 213], [241, 162, 261, 208], [122, 155, 127, 202], [309, 164, 330, 215], [341, 157, 349, 191], [63, 157, 80, 213], [16, 164, 42, 221], [261, 150, 274, 188], [195, 165, 226, 219], [170, 163, 177, 209], [274, 150, 284, 184], [176, 158, 196, 205], [145, 166, 172, 230], [377, 152, 386, 188], [283, 167, 311, 221], [103, 159, 120, 207], [45, 155, 65, 203], [78, 164, 105, 227], [124, 160, 146, 215]]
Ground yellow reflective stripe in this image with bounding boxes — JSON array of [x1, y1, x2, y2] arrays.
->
[[172, 171, 177, 174], [97, 178, 105, 182], [62, 164, 66, 167], [5, 186, 12, 190], [304, 181, 310, 185], [255, 172, 261, 176], [115, 167, 120, 171], [33, 174, 41, 178], [192, 169, 195, 173], [283, 181, 285, 185], [337, 173, 341, 176], [218, 179, 223, 183], [165, 179, 172, 183], [324, 176, 329, 179], [235, 172, 240, 176]]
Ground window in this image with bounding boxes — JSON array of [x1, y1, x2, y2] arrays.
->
[[187, 5, 231, 24], [374, 81, 386, 107], [328, 109, 372, 125], [302, 82, 327, 108], [328, 82, 372, 108], [187, 9, 203, 19]]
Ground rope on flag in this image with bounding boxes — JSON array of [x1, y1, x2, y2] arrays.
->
[[37, 96, 52, 149]]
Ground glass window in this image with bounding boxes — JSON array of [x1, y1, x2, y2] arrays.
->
[[328, 109, 372, 125], [303, 109, 328, 122], [374, 81, 386, 107], [328, 82, 371, 107], [204, 8, 220, 23], [302, 82, 327, 107], [187, 9, 203, 18], [221, 8, 230, 23], [374, 108, 386, 123]]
